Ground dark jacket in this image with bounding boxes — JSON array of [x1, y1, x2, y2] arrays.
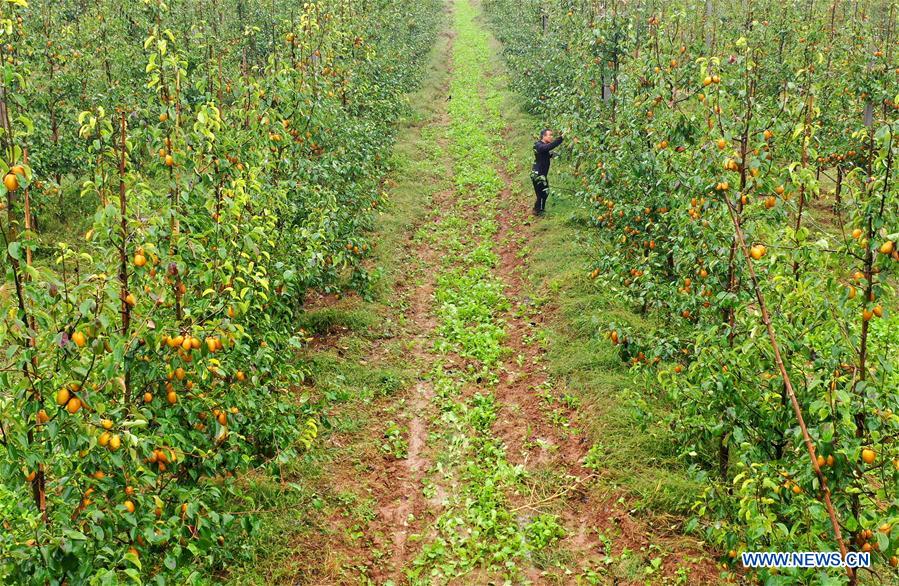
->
[[533, 136, 563, 176]]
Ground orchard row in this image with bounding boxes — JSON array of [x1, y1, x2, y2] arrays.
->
[[0, 0, 438, 583], [486, 0, 897, 582]]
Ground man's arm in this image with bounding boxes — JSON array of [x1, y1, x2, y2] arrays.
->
[[535, 135, 564, 153]]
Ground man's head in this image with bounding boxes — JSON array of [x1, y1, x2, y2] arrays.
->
[[540, 128, 553, 143]]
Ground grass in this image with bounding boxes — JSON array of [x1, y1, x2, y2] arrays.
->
[[301, 350, 405, 403], [217, 328, 408, 583], [293, 307, 377, 337], [370, 13, 454, 306]]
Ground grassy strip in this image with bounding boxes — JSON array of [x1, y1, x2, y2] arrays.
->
[[409, 2, 562, 582], [445, 1, 502, 202], [526, 202, 705, 513], [219, 353, 407, 584], [434, 261, 509, 369], [412, 373, 529, 582]]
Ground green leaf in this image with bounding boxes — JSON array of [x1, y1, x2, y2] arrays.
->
[[876, 531, 889, 553], [125, 550, 142, 570], [7, 241, 21, 261], [62, 528, 89, 541]]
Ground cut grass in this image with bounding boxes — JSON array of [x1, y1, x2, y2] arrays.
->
[[301, 350, 406, 403], [295, 307, 378, 337]]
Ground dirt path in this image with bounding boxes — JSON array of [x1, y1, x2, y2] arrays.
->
[[240, 1, 723, 584]]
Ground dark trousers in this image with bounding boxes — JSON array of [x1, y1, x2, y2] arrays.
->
[[532, 174, 548, 213]]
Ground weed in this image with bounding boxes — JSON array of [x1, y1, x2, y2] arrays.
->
[[381, 421, 409, 459], [526, 513, 567, 550]]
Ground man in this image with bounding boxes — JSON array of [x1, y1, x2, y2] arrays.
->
[[531, 128, 563, 216]]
